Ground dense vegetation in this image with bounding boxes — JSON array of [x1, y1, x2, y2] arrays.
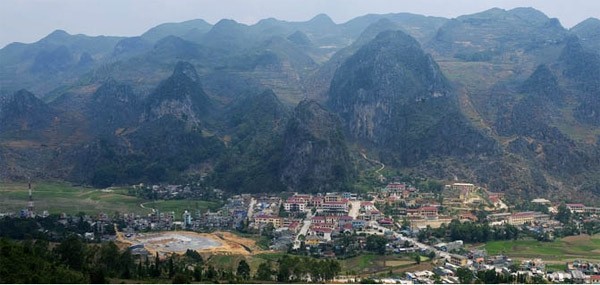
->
[[1, 7, 600, 202], [0, 235, 341, 284]]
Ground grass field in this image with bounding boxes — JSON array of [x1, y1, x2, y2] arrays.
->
[[0, 182, 221, 218], [338, 254, 430, 276], [484, 235, 600, 263]]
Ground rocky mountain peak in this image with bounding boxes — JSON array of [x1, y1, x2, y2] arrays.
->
[[280, 99, 354, 193], [308, 14, 336, 26], [173, 61, 199, 83]]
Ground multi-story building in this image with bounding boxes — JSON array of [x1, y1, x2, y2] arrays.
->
[[254, 214, 282, 228], [320, 201, 349, 213], [284, 197, 308, 212], [566, 204, 586, 213], [508, 212, 536, 225]]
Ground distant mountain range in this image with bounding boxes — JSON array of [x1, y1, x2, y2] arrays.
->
[[1, 8, 599, 203]]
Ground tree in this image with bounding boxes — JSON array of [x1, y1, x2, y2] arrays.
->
[[256, 262, 273, 281], [172, 273, 190, 284], [184, 249, 203, 263], [55, 235, 86, 271], [151, 252, 161, 278], [366, 235, 387, 254], [205, 265, 216, 281], [168, 256, 175, 278], [89, 268, 107, 284], [236, 260, 251, 280], [556, 203, 571, 224], [414, 254, 421, 264], [193, 265, 202, 282], [98, 242, 120, 277], [456, 267, 473, 284]]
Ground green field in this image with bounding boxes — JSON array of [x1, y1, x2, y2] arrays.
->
[[338, 254, 430, 276], [144, 199, 222, 217], [484, 235, 600, 263], [0, 182, 221, 218]]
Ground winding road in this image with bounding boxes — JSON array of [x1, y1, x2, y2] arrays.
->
[[140, 202, 156, 213], [360, 151, 385, 175]]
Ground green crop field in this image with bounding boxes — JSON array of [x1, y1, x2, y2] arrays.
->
[[0, 181, 221, 218], [484, 235, 600, 263]]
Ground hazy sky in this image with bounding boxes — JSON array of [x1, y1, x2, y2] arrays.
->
[[1, 0, 599, 48]]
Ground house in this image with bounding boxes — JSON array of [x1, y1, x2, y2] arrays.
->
[[288, 221, 300, 233], [352, 219, 366, 229], [444, 183, 475, 202], [386, 182, 406, 195], [378, 218, 394, 227], [310, 196, 323, 208], [325, 194, 343, 203], [305, 235, 324, 246], [311, 222, 336, 230], [308, 227, 333, 241], [459, 211, 478, 222], [360, 201, 375, 211], [447, 254, 469, 267], [254, 215, 282, 228], [407, 206, 438, 219], [337, 215, 353, 226], [284, 197, 308, 212]]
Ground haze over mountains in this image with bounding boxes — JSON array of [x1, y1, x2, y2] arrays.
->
[[1, 7, 600, 203]]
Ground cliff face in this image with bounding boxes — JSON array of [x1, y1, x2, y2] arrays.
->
[[145, 61, 212, 125], [0, 89, 54, 135], [328, 30, 497, 166], [280, 100, 355, 193]]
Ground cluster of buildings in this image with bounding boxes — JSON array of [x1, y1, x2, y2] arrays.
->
[[131, 184, 225, 200]]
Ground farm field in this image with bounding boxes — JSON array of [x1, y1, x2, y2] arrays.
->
[[0, 182, 220, 218], [484, 235, 600, 264]]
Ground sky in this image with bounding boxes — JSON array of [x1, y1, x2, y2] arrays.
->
[[1, 0, 599, 48]]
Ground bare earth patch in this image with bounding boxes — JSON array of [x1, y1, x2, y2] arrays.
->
[[117, 230, 261, 256]]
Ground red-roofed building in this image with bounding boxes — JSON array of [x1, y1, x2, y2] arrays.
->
[[378, 217, 394, 227], [342, 223, 353, 232], [288, 221, 300, 232], [406, 206, 438, 219], [284, 197, 308, 212], [310, 196, 324, 208], [338, 215, 353, 226], [386, 182, 406, 190], [566, 203, 586, 213], [311, 216, 326, 223], [308, 227, 333, 240], [361, 201, 375, 211], [311, 222, 336, 229], [459, 212, 478, 222]]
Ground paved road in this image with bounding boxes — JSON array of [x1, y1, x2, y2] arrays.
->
[[349, 200, 361, 219], [247, 197, 257, 219], [293, 211, 312, 249], [394, 222, 449, 259], [140, 202, 156, 213], [360, 151, 385, 175]]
